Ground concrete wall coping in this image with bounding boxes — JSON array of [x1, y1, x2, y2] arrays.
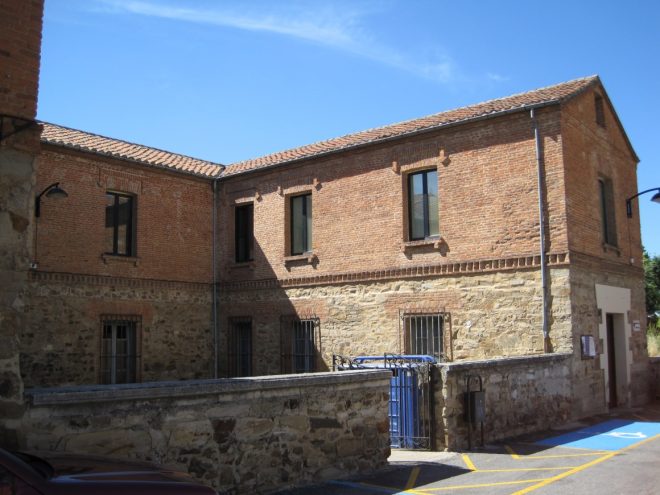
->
[[26, 370, 391, 406], [440, 352, 573, 372]]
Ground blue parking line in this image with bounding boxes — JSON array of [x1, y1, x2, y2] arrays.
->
[[536, 419, 660, 451]]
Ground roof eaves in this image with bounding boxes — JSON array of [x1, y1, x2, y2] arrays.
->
[[220, 99, 563, 180]]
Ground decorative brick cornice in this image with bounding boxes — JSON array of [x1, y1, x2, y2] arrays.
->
[[220, 252, 571, 292], [28, 270, 211, 292]]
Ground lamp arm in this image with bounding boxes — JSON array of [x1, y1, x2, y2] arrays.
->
[[626, 187, 660, 218], [35, 182, 60, 218]]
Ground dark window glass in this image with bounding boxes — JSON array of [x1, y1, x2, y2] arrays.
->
[[235, 204, 254, 263], [228, 318, 252, 377], [291, 193, 312, 255], [595, 95, 606, 128], [599, 178, 617, 246], [105, 192, 135, 256], [100, 320, 137, 384], [404, 314, 443, 359], [408, 170, 439, 240]]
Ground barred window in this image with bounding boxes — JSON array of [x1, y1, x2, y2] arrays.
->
[[403, 313, 443, 358], [228, 317, 252, 377], [100, 316, 140, 384], [280, 316, 319, 373]]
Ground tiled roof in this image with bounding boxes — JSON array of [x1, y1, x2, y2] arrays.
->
[[40, 122, 224, 178], [224, 76, 599, 177]]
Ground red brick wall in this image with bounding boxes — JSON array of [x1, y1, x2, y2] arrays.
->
[[561, 87, 641, 265], [36, 146, 214, 283], [0, 0, 43, 119], [218, 107, 569, 283]]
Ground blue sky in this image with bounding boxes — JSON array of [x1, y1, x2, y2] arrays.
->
[[38, 0, 660, 255]]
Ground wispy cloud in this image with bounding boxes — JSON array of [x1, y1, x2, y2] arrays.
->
[[95, 0, 460, 84]]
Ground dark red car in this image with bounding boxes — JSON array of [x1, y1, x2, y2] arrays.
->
[[0, 448, 216, 494]]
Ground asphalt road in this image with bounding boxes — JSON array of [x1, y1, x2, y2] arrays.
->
[[276, 402, 660, 495]]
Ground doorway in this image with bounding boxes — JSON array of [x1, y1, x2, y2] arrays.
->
[[606, 313, 617, 407]]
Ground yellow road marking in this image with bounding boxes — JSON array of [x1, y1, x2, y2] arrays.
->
[[461, 453, 477, 471], [473, 466, 575, 472], [510, 433, 660, 494], [505, 444, 520, 459], [411, 478, 546, 492], [404, 466, 421, 490], [509, 451, 610, 459]]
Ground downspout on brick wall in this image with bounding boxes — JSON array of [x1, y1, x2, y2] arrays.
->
[[531, 108, 551, 353], [212, 179, 219, 377]]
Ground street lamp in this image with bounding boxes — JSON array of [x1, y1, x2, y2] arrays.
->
[[35, 182, 68, 217], [626, 187, 660, 218]]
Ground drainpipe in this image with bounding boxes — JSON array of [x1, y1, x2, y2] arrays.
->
[[531, 108, 551, 353], [212, 179, 219, 377]]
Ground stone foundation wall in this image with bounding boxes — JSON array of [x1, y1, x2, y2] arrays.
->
[[21, 272, 214, 387], [568, 256, 649, 414], [436, 354, 573, 450], [219, 266, 573, 376], [22, 370, 391, 494]]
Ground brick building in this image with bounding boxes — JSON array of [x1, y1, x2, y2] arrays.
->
[[23, 74, 650, 416], [24, 123, 222, 386], [0, 0, 649, 431], [215, 76, 648, 415]]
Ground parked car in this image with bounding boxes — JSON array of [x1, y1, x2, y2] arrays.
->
[[0, 448, 216, 494]]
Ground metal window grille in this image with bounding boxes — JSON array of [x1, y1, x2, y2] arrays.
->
[[280, 316, 319, 373], [100, 316, 140, 384], [228, 317, 252, 377], [402, 313, 444, 359]]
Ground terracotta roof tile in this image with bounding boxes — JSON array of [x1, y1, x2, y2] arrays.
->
[[223, 76, 599, 177], [40, 122, 224, 178]]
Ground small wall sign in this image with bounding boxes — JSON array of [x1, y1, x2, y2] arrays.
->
[[632, 320, 641, 332], [581, 335, 596, 358]]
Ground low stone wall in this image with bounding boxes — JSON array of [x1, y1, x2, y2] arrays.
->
[[22, 370, 391, 494], [437, 353, 573, 450], [651, 357, 660, 399]]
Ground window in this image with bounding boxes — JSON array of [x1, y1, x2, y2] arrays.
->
[[599, 178, 617, 246], [403, 314, 443, 358], [595, 95, 606, 128], [290, 193, 312, 255], [228, 317, 252, 377], [280, 317, 319, 373], [408, 170, 439, 240], [235, 204, 254, 263], [100, 317, 139, 384], [105, 192, 136, 256]]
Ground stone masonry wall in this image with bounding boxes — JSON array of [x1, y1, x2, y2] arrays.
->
[[568, 256, 649, 416], [436, 354, 574, 450], [0, 0, 44, 447], [219, 266, 573, 376], [21, 272, 213, 387], [21, 370, 391, 494]]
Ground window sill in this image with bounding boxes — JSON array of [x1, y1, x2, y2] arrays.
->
[[284, 252, 318, 265], [401, 237, 445, 252], [102, 253, 140, 266], [601, 243, 621, 256], [229, 261, 255, 270]]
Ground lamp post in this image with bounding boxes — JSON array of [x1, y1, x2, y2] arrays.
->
[[626, 187, 660, 218], [35, 182, 68, 217]]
